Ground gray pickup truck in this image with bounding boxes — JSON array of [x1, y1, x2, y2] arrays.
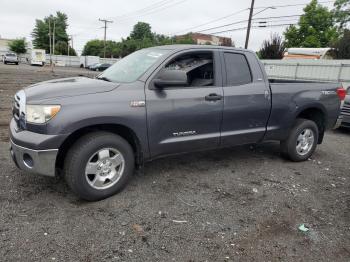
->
[[9, 45, 345, 200]]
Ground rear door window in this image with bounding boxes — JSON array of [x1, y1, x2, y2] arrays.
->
[[223, 53, 252, 86]]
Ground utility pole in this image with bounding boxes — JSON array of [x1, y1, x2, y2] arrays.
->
[[48, 20, 52, 65], [99, 18, 113, 58], [67, 35, 73, 57], [71, 35, 74, 50], [244, 0, 255, 49], [52, 20, 56, 56]]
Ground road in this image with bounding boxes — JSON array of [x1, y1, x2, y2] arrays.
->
[[0, 63, 349, 261]]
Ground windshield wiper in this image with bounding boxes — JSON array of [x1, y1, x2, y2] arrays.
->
[[96, 76, 111, 82]]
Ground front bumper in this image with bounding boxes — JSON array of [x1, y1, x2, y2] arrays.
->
[[9, 118, 66, 177], [340, 114, 350, 128], [333, 115, 344, 129], [5, 59, 18, 63], [10, 140, 58, 177]]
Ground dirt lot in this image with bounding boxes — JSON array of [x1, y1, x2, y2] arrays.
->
[[0, 63, 349, 261]]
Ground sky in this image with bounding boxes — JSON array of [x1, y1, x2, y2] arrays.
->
[[0, 0, 336, 54]]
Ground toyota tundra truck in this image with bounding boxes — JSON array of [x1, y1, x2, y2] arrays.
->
[[9, 45, 346, 201]]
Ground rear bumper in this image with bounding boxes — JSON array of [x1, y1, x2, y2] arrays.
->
[[333, 115, 344, 129], [340, 114, 350, 128], [10, 140, 58, 177], [31, 61, 44, 66]]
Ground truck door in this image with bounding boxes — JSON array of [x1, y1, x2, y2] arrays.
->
[[145, 50, 224, 158], [220, 51, 270, 146]]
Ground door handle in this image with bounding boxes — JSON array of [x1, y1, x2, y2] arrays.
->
[[264, 90, 270, 100], [205, 93, 222, 101]]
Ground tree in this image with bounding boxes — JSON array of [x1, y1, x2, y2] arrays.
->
[[82, 40, 121, 57], [55, 41, 77, 56], [284, 0, 339, 47], [82, 40, 104, 56], [8, 38, 27, 54], [130, 22, 153, 40], [258, 34, 285, 59], [332, 29, 350, 58], [31, 11, 76, 55], [333, 0, 350, 29], [81, 22, 200, 58]]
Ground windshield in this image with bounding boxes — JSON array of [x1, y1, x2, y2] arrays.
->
[[99, 48, 169, 83], [6, 53, 16, 57]]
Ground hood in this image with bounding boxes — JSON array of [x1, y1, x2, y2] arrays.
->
[[24, 77, 119, 102]]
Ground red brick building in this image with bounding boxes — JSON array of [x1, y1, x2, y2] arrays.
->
[[177, 33, 233, 46]]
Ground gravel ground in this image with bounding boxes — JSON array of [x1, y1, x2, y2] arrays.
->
[[0, 63, 349, 261]]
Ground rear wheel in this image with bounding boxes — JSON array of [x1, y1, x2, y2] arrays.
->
[[64, 132, 135, 201], [281, 118, 319, 162]]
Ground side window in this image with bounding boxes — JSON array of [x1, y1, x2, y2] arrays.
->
[[224, 52, 252, 86], [164, 52, 215, 87]]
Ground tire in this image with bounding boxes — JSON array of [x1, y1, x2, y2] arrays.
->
[[280, 118, 319, 162], [64, 132, 135, 201]]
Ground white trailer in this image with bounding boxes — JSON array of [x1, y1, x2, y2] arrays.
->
[[79, 56, 100, 68], [30, 49, 46, 66]]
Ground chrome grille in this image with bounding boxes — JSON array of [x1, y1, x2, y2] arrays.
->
[[12, 91, 26, 129], [12, 95, 20, 122]]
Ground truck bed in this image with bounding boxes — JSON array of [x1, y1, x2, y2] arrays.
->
[[264, 79, 342, 141]]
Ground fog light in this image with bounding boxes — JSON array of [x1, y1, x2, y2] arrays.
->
[[23, 153, 34, 168]]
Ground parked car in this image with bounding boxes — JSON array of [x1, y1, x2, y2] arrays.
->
[[94, 63, 111, 71], [87, 63, 99, 70], [9, 45, 345, 201], [80, 56, 99, 68], [3, 53, 19, 65], [340, 87, 350, 128]]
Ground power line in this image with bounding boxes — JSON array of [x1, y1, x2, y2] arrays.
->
[[173, 8, 249, 34], [110, 0, 188, 22], [196, 15, 302, 33], [113, 0, 175, 20], [254, 0, 334, 9], [173, 0, 334, 35], [209, 21, 319, 35]]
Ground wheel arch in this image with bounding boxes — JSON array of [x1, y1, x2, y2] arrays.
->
[[55, 123, 143, 173], [295, 106, 326, 144]]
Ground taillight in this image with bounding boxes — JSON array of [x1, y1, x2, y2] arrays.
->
[[337, 87, 346, 101]]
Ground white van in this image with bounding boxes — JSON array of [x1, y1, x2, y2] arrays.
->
[[31, 49, 46, 66]]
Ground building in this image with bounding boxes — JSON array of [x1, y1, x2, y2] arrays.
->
[[176, 33, 233, 46]]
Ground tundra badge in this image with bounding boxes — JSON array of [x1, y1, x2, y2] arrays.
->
[[130, 101, 146, 107], [173, 131, 197, 137]]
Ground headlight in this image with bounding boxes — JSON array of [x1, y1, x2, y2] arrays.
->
[[26, 105, 61, 124]]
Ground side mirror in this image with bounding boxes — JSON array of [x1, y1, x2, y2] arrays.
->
[[153, 69, 188, 88]]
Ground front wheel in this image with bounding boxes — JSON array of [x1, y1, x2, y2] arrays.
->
[[64, 132, 135, 201], [280, 118, 319, 162]]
